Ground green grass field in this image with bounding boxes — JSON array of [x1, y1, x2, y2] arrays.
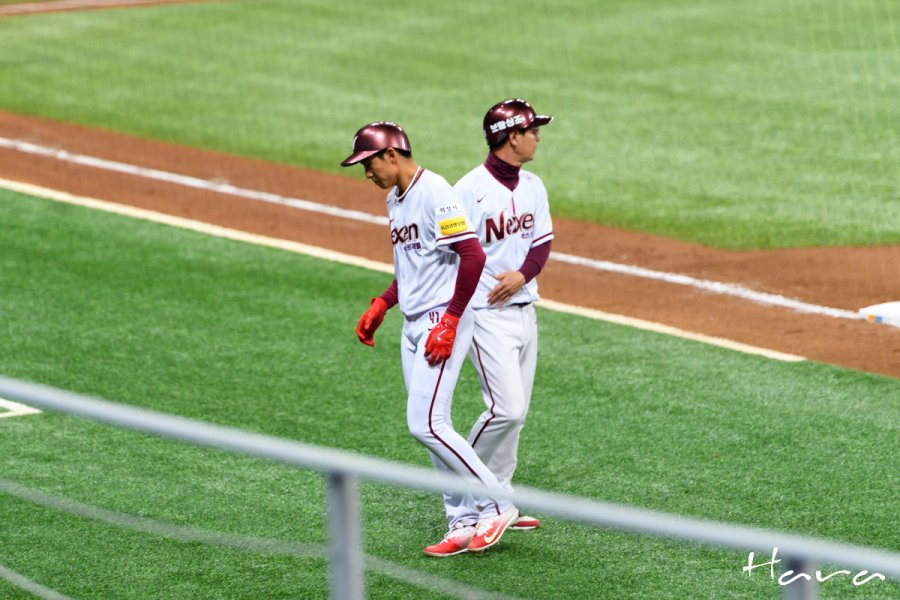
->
[[0, 0, 898, 248], [1, 189, 897, 599], [1, 1, 898, 598]]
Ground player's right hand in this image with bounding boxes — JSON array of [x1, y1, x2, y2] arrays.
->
[[487, 271, 527, 306], [357, 297, 389, 347]]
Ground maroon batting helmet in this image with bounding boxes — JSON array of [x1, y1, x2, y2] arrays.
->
[[341, 121, 411, 167], [483, 99, 553, 147]]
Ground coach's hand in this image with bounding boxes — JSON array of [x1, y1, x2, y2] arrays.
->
[[357, 297, 389, 347], [487, 271, 526, 306], [424, 313, 459, 365]]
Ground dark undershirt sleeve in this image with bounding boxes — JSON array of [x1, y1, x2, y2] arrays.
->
[[518, 240, 552, 283], [378, 279, 399, 308], [446, 238, 486, 317]]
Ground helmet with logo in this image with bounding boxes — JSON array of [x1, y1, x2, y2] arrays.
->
[[483, 99, 553, 147], [341, 121, 411, 167]]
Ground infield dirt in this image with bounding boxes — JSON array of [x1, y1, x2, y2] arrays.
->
[[1, 111, 898, 378]]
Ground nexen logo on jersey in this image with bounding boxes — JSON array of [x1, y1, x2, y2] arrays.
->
[[390, 221, 421, 250], [484, 211, 535, 244]]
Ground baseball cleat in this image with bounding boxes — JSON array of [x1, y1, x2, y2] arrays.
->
[[424, 523, 477, 557], [510, 515, 541, 530], [467, 506, 519, 552]]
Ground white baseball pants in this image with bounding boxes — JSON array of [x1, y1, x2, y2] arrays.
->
[[467, 303, 538, 491], [440, 303, 538, 521], [401, 306, 512, 527]]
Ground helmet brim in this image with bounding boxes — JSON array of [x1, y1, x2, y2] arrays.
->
[[340, 149, 381, 167], [531, 115, 554, 128]]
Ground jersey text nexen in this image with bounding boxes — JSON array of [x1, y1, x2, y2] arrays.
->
[[388, 169, 478, 318]]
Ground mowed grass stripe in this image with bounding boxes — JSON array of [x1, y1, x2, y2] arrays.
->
[[0, 189, 897, 599], [0, 177, 807, 361], [0, 0, 897, 248]]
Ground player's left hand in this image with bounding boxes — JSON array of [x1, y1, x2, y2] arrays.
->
[[487, 271, 526, 306], [424, 313, 459, 365]]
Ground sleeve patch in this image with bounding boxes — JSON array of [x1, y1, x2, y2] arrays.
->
[[439, 216, 468, 236], [436, 203, 461, 215]]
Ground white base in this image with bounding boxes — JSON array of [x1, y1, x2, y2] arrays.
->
[[0, 398, 41, 419], [858, 301, 900, 328]]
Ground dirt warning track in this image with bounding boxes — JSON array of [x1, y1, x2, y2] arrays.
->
[[1, 111, 898, 378]]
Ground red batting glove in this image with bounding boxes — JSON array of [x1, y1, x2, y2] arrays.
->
[[356, 297, 389, 347], [424, 313, 459, 365]]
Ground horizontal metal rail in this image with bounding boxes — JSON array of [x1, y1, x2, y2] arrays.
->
[[1, 375, 898, 597]]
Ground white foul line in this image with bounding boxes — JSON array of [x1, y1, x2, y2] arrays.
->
[[0, 178, 803, 362], [0, 136, 864, 323], [0, 137, 389, 226], [0, 397, 42, 419], [550, 252, 862, 320], [0, 178, 394, 274], [537, 300, 804, 361]]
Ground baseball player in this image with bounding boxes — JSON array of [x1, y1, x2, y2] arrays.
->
[[451, 99, 555, 532], [342, 122, 519, 556]]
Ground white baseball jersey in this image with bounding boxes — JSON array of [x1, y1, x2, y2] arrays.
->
[[453, 166, 553, 309], [388, 168, 478, 319]]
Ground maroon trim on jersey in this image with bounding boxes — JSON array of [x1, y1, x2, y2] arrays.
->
[[519, 240, 552, 283], [428, 360, 486, 483], [470, 339, 497, 448], [395, 167, 425, 202], [531, 232, 553, 246], [485, 152, 520, 191], [378, 279, 399, 307], [446, 238, 486, 318], [436, 230, 476, 244]]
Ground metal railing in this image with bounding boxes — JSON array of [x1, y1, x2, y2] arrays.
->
[[1, 375, 898, 599]]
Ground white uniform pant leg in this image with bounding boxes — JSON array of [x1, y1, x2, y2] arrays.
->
[[402, 309, 511, 527], [466, 304, 538, 491]]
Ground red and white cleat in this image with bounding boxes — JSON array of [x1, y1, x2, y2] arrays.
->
[[510, 515, 541, 530], [467, 507, 519, 552], [423, 524, 476, 557]]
